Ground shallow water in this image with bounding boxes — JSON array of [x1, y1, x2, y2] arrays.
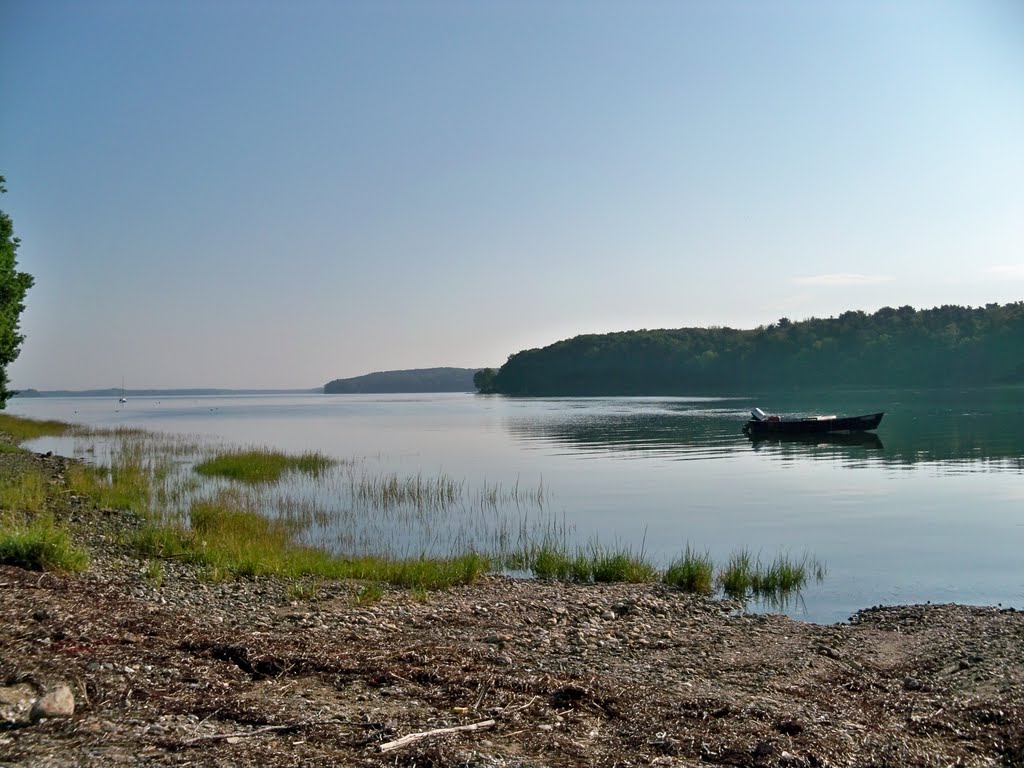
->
[[9, 388, 1023, 623]]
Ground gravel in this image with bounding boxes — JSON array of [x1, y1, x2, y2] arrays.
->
[[2, 448, 1022, 767]]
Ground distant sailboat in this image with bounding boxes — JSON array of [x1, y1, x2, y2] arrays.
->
[[119, 377, 127, 404]]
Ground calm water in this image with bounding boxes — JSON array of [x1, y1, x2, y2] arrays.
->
[[9, 389, 1023, 624]]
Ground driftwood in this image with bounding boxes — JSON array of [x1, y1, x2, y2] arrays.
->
[[177, 723, 302, 747], [378, 719, 496, 753]]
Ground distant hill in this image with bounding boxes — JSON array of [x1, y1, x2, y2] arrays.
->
[[323, 367, 480, 394], [483, 303, 1024, 395]]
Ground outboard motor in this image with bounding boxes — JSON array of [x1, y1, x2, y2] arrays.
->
[[751, 408, 768, 422]]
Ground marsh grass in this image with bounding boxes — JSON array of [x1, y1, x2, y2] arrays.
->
[[499, 536, 659, 584], [718, 548, 755, 598], [66, 461, 151, 515], [716, 549, 826, 601], [750, 552, 828, 597], [130, 488, 489, 589], [195, 449, 336, 484], [0, 467, 48, 516], [591, 545, 659, 583], [477, 476, 547, 509], [0, 413, 75, 442], [1, 415, 829, 601], [352, 470, 463, 510], [663, 545, 715, 593], [0, 515, 88, 572]]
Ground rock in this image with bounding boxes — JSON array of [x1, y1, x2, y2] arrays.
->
[[776, 719, 803, 736], [30, 685, 75, 721], [817, 645, 843, 660], [903, 676, 923, 691], [0, 683, 37, 725]]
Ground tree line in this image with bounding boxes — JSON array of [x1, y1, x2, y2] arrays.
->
[[475, 303, 1024, 395]]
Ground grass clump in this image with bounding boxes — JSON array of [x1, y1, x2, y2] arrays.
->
[[195, 449, 336, 484], [715, 549, 827, 601], [0, 467, 48, 516], [143, 559, 164, 587], [355, 582, 384, 605], [378, 552, 491, 590], [530, 542, 588, 581], [502, 536, 658, 585], [718, 548, 755, 598], [750, 552, 827, 598], [0, 414, 74, 443], [0, 516, 88, 572], [664, 545, 715, 594], [591, 546, 659, 584], [66, 462, 151, 515]]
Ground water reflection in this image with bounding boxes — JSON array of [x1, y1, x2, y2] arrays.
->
[[505, 392, 1024, 473], [506, 405, 746, 461], [748, 432, 884, 450]]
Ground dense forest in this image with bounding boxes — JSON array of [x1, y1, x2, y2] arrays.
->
[[324, 367, 478, 394], [476, 303, 1024, 396]]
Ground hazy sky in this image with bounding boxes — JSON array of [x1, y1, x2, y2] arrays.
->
[[2, 1, 1022, 390]]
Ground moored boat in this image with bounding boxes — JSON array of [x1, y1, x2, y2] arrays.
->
[[743, 408, 883, 436]]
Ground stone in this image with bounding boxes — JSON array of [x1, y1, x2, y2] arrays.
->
[[30, 685, 75, 721]]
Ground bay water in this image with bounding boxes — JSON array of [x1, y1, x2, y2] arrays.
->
[[9, 388, 1022, 624]]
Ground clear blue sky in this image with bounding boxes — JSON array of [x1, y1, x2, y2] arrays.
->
[[2, 0, 1022, 390]]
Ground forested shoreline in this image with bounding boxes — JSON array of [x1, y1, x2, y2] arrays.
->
[[324, 367, 478, 394], [476, 303, 1024, 396]]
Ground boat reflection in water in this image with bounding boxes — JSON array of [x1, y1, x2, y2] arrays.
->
[[747, 431, 884, 451]]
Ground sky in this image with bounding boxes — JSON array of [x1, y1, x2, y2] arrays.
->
[[1, 0, 1022, 390]]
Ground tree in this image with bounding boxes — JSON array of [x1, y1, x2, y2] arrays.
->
[[0, 176, 34, 408], [473, 368, 497, 393]]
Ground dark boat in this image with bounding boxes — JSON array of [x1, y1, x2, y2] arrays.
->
[[743, 408, 883, 436]]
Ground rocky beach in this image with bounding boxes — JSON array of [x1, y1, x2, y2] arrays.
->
[[2, 447, 1022, 767]]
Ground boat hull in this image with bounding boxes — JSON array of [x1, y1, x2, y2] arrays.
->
[[743, 412, 884, 436]]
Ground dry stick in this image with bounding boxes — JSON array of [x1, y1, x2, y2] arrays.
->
[[378, 719, 497, 753], [473, 679, 491, 711], [178, 723, 302, 747], [504, 695, 540, 714]]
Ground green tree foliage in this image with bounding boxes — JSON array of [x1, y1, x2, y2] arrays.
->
[[486, 304, 1024, 395], [472, 367, 497, 394], [0, 176, 34, 408]]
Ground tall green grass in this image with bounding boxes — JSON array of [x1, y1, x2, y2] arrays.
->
[[497, 537, 658, 584], [0, 467, 48, 516], [719, 548, 755, 598], [0, 460, 88, 573], [717, 549, 827, 600], [663, 545, 715, 594], [0, 515, 88, 572], [65, 461, 151, 515]]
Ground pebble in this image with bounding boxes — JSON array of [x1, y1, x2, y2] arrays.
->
[[30, 685, 75, 721]]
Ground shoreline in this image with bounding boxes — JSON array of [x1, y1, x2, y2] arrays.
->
[[1, 447, 1023, 766]]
